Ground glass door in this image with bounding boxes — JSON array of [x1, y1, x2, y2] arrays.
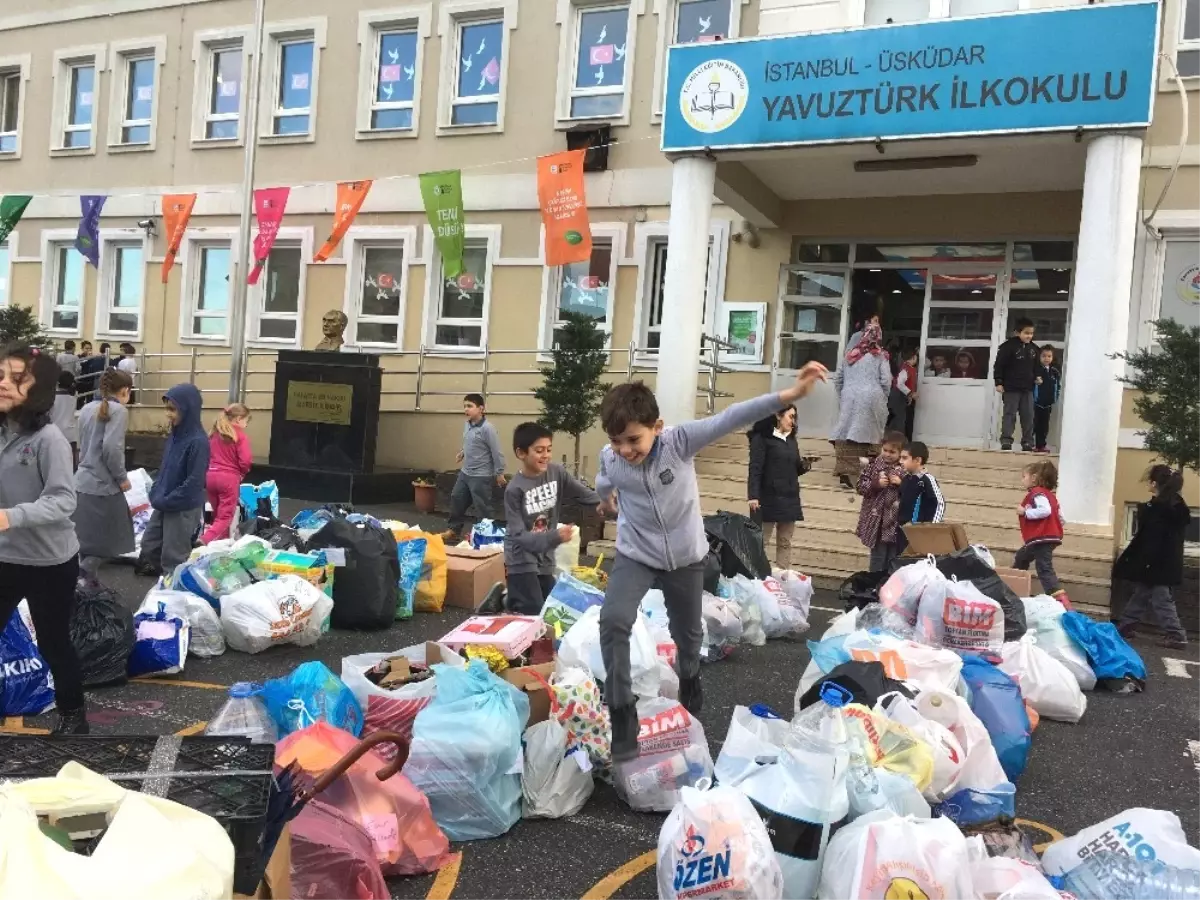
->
[[773, 267, 849, 437], [914, 269, 1006, 447]]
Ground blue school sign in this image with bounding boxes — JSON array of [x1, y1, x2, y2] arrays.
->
[[661, 2, 1159, 152]]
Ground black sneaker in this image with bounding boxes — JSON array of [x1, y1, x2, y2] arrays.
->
[[679, 675, 704, 715], [52, 706, 89, 735], [1000, 443, 1013, 451], [478, 582, 506, 615], [134, 561, 161, 578], [610, 704, 639, 763]]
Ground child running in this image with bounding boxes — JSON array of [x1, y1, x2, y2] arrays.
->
[[856, 431, 906, 572], [597, 362, 828, 761], [502, 422, 600, 614], [202, 403, 252, 544], [0, 345, 88, 733], [74, 368, 135, 587], [443, 393, 506, 543], [1013, 460, 1070, 608], [1115, 465, 1191, 649], [135, 384, 209, 577], [895, 440, 946, 554]]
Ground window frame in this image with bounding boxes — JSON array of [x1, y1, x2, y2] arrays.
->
[[342, 226, 418, 351], [95, 231, 150, 341], [190, 27, 252, 148], [40, 230, 88, 338], [0, 230, 18, 308], [258, 18, 328, 144], [1169, 0, 1200, 83], [178, 229, 240, 346], [0, 54, 31, 160], [649, 0, 744, 122], [435, 0, 519, 136], [554, 0, 643, 128], [248, 226, 312, 349], [356, 5, 433, 141], [537, 222, 626, 355], [107, 37, 167, 152], [1130, 215, 1200, 354], [50, 45, 107, 156], [421, 223, 499, 353]]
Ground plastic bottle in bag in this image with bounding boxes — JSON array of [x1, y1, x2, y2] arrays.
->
[[205, 682, 277, 743], [790, 681, 852, 749], [1059, 851, 1200, 900]]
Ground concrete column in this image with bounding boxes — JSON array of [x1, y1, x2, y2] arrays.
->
[[656, 155, 718, 425], [1057, 133, 1143, 527]]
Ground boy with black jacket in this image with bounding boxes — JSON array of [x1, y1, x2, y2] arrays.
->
[[895, 441, 946, 554], [993, 318, 1039, 451], [1032, 345, 1061, 453]]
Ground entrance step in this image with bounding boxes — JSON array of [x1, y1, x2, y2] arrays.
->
[[701, 439, 1057, 472]]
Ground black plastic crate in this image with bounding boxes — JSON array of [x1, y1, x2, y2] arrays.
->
[[0, 735, 276, 894]]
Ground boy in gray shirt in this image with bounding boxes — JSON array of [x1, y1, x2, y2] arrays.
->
[[502, 422, 600, 614], [596, 362, 828, 761], [443, 393, 506, 543]]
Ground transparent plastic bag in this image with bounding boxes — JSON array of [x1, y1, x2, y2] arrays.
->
[[261, 661, 363, 738], [714, 704, 790, 786], [614, 697, 714, 813], [139, 587, 224, 658], [998, 635, 1087, 723], [558, 605, 660, 699], [204, 682, 275, 743], [879, 557, 946, 624], [521, 717, 594, 819]]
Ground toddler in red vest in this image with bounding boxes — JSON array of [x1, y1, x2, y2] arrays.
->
[[1014, 460, 1070, 609]]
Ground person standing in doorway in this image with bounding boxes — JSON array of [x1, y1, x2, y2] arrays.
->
[[993, 318, 1039, 451], [830, 322, 891, 489], [442, 393, 506, 544], [747, 404, 810, 569]]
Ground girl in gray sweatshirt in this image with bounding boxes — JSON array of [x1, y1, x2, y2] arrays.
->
[[0, 344, 87, 734]]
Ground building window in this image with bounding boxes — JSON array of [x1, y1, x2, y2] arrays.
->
[[271, 39, 314, 135], [353, 243, 407, 346], [451, 18, 504, 125], [63, 63, 96, 149], [0, 241, 10, 306], [49, 245, 86, 333], [674, 0, 732, 41], [0, 69, 21, 155], [206, 46, 244, 140], [373, 30, 418, 130], [948, 0, 1018, 16], [101, 242, 144, 337], [864, 0, 928, 26], [253, 245, 302, 341], [567, 4, 630, 119], [433, 241, 490, 348], [119, 56, 155, 145], [1178, 0, 1200, 78], [1158, 237, 1200, 328], [188, 243, 233, 339], [547, 237, 616, 347], [641, 238, 713, 351]]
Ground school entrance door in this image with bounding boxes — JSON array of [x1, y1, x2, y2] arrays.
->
[[771, 242, 1073, 449]]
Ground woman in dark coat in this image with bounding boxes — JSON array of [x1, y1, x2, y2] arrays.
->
[[747, 404, 810, 569], [1114, 464, 1192, 650]]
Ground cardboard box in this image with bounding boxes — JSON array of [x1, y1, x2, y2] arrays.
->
[[901, 523, 970, 557], [444, 546, 506, 610], [994, 565, 1033, 598], [260, 550, 335, 598], [502, 661, 556, 726], [440, 615, 547, 658]]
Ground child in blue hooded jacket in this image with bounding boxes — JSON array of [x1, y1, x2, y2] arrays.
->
[[136, 384, 209, 577]]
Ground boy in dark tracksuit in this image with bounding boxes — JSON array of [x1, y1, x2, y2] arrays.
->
[[1032, 345, 1061, 453], [895, 441, 946, 554], [993, 318, 1039, 451]]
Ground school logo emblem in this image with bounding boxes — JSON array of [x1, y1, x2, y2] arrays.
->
[[680, 59, 748, 134], [1176, 263, 1200, 306]]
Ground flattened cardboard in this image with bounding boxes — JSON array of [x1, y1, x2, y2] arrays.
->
[[444, 546, 506, 609], [994, 565, 1033, 598], [502, 661, 556, 726], [901, 523, 970, 557]]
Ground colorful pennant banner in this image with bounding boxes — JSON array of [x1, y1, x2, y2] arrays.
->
[[0, 195, 32, 245], [161, 193, 197, 283], [537, 149, 593, 267], [315, 180, 372, 263], [248, 186, 290, 285], [419, 170, 465, 278], [75, 195, 107, 267]]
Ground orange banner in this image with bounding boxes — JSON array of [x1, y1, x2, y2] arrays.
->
[[315, 180, 372, 263], [160, 193, 197, 283], [536, 149, 592, 267]]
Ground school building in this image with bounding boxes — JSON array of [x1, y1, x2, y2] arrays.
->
[[0, 0, 1196, 603]]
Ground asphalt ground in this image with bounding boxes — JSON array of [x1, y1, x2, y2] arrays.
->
[[7, 499, 1199, 899]]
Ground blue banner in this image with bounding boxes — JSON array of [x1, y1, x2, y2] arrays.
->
[[662, 2, 1158, 152]]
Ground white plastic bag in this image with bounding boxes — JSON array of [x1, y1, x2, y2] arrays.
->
[[972, 857, 1060, 899], [841, 631, 965, 693], [817, 810, 975, 900], [521, 718, 594, 819], [614, 697, 714, 813], [554, 527, 581, 577], [714, 705, 791, 786], [341, 642, 465, 742], [702, 593, 743, 659], [558, 605, 660, 700], [751, 576, 809, 639], [1023, 596, 1096, 690], [918, 578, 1005, 653], [1041, 807, 1200, 876], [998, 635, 1087, 723], [138, 587, 225, 658], [970, 544, 997, 569], [728, 577, 767, 646], [776, 570, 813, 632], [913, 687, 1008, 793], [879, 558, 946, 624], [846, 757, 932, 821], [657, 782, 784, 900], [219, 575, 333, 654]]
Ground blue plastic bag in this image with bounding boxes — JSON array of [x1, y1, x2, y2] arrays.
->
[[128, 605, 188, 677], [470, 519, 505, 550], [239, 481, 280, 522], [806, 634, 851, 675], [1061, 611, 1147, 683], [405, 659, 530, 841], [0, 612, 56, 715], [261, 661, 363, 738], [960, 654, 1032, 783], [396, 537, 427, 620], [936, 782, 1017, 827]]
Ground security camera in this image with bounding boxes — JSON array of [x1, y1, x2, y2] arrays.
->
[[137, 218, 156, 237]]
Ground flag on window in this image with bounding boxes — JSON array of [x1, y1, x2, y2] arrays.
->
[[315, 180, 372, 263], [75, 195, 107, 267], [160, 193, 197, 283], [0, 195, 32, 245], [248, 186, 290, 285], [537, 149, 592, 267], [419, 170, 465, 278]]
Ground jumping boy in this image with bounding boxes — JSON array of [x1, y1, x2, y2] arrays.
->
[[502, 422, 601, 614], [596, 362, 828, 761], [993, 317, 1039, 451], [895, 440, 946, 555], [443, 393, 505, 543], [1032, 345, 1061, 453]]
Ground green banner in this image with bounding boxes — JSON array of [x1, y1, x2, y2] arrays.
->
[[419, 170, 465, 278], [0, 195, 32, 245]]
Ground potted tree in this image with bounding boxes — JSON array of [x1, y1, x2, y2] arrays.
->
[[412, 477, 437, 514]]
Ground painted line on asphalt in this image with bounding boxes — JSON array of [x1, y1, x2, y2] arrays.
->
[[426, 852, 462, 900], [132, 677, 231, 691], [1164, 657, 1198, 678], [581, 850, 656, 900], [0, 716, 49, 735], [1016, 818, 1065, 854], [175, 720, 209, 736]]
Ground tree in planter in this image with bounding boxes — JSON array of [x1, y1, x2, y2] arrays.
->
[[535, 312, 609, 476], [0, 304, 52, 349], [1113, 317, 1200, 472]]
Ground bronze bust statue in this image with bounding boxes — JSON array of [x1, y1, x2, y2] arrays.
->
[[314, 310, 348, 352]]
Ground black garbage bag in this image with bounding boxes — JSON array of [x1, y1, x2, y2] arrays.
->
[[890, 548, 1027, 641], [244, 519, 300, 551], [703, 510, 771, 580], [70, 585, 134, 687], [306, 518, 399, 630], [702, 549, 722, 594], [838, 570, 890, 611], [797, 660, 915, 711]]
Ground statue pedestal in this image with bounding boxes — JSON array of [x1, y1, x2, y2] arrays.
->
[[268, 350, 381, 474]]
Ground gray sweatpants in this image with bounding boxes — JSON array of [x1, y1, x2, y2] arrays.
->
[[448, 472, 496, 533], [1119, 583, 1187, 642], [1001, 390, 1035, 448], [869, 541, 900, 573], [600, 555, 704, 711], [140, 507, 204, 574], [1013, 541, 1062, 595]]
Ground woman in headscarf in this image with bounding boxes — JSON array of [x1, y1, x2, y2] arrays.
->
[[829, 322, 892, 488]]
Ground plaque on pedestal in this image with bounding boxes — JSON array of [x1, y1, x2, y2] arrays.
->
[[269, 350, 381, 473]]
